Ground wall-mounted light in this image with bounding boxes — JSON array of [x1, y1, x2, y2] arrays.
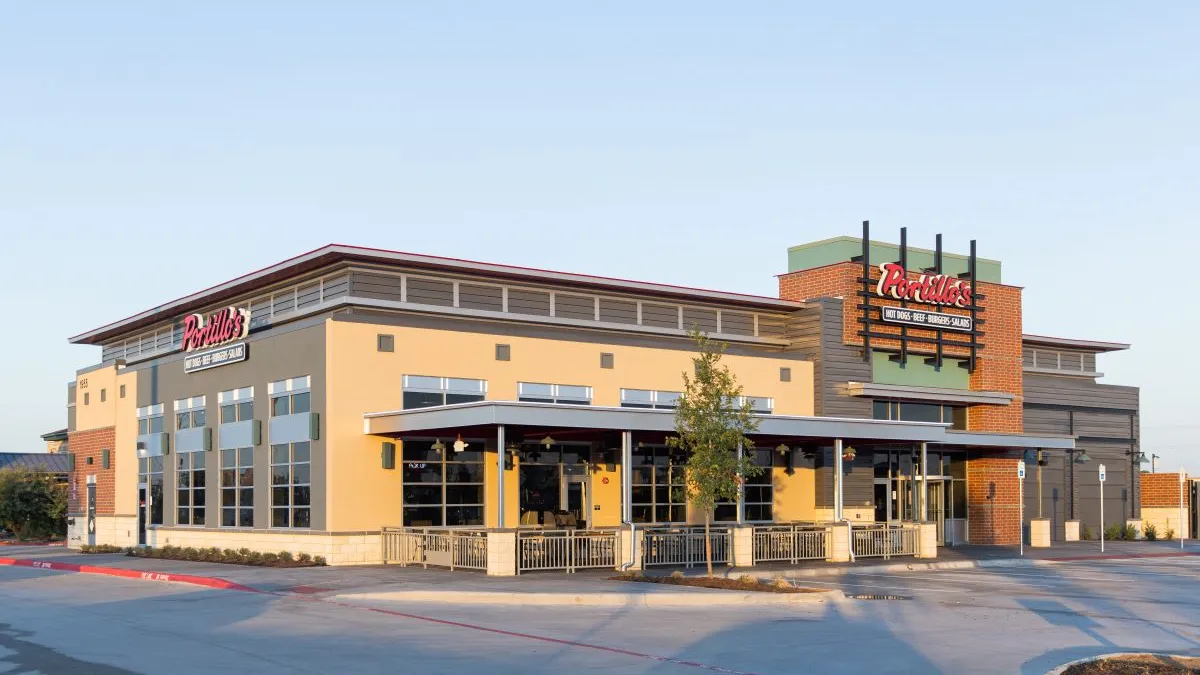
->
[[541, 435, 555, 448], [430, 439, 446, 453], [453, 434, 469, 453], [842, 446, 857, 462], [775, 444, 790, 456], [1074, 450, 1091, 464]]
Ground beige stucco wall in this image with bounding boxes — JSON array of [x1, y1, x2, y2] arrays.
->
[[773, 465, 817, 522], [71, 365, 139, 516], [324, 317, 815, 531], [1141, 506, 1191, 540], [145, 528, 382, 566]]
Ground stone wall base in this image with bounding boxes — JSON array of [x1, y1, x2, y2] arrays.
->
[[136, 529, 382, 566], [67, 515, 138, 549]]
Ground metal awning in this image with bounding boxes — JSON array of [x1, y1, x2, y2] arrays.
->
[[364, 401, 947, 443], [844, 382, 1014, 406], [364, 401, 1077, 450]]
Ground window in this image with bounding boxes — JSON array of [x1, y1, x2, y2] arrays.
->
[[271, 442, 311, 528], [517, 382, 591, 405], [600, 352, 614, 369], [495, 344, 511, 361], [174, 396, 207, 429], [83, 392, 89, 406], [873, 401, 966, 430], [100, 389, 106, 403], [219, 387, 254, 423], [619, 389, 681, 409], [221, 447, 254, 528], [402, 440, 485, 526], [139, 456, 164, 526], [630, 444, 687, 523], [780, 367, 791, 382], [742, 396, 773, 414], [269, 376, 311, 417], [402, 375, 487, 409], [176, 452, 206, 526], [378, 334, 395, 352], [743, 449, 774, 522], [120, 384, 126, 399], [137, 404, 165, 435]]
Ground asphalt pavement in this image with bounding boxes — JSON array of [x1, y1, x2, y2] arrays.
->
[[0, 545, 1197, 674]]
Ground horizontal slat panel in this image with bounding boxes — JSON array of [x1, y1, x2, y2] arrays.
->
[[641, 303, 679, 329], [459, 284, 503, 312], [555, 293, 595, 320], [598, 298, 637, 324], [722, 311, 754, 336], [407, 277, 454, 306], [297, 283, 321, 309], [682, 307, 717, 333], [508, 289, 551, 316]]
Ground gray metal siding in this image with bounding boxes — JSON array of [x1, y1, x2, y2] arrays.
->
[[817, 299, 872, 419], [598, 298, 637, 325], [722, 311, 755, 336], [555, 293, 595, 321], [641, 303, 679, 329], [406, 277, 454, 306], [508, 289, 551, 316], [459, 284, 503, 312], [1024, 374, 1138, 412], [681, 307, 718, 333]]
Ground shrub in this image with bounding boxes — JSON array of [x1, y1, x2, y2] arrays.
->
[[1144, 524, 1158, 541], [246, 551, 263, 564], [670, 570, 685, 580], [0, 469, 68, 540], [80, 544, 124, 554], [1165, 528, 1176, 541], [260, 552, 279, 565], [773, 577, 792, 589], [297, 552, 313, 564], [1120, 524, 1139, 541], [1080, 524, 1093, 541], [278, 550, 294, 563], [1104, 525, 1122, 542], [738, 574, 757, 585], [314, 556, 327, 566]]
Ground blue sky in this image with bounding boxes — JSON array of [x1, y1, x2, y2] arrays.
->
[[2, 2, 1197, 473]]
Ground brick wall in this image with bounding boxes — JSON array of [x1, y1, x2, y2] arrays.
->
[[1141, 472, 1187, 508], [966, 456, 1021, 545], [779, 261, 1024, 433], [67, 427, 116, 517]]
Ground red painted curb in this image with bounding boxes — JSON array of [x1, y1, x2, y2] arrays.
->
[[0, 557, 259, 593], [1044, 551, 1200, 562], [0, 541, 66, 547]]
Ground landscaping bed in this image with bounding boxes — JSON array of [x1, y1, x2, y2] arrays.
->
[[611, 572, 824, 594], [1062, 654, 1200, 674], [79, 544, 326, 567]]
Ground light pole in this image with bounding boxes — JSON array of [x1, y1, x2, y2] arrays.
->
[[1099, 463, 1107, 554], [1181, 467, 1187, 551], [1151, 454, 1160, 474]]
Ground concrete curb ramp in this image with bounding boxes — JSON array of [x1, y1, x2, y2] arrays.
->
[[0, 556, 258, 593], [1045, 652, 1198, 675], [337, 587, 844, 607]]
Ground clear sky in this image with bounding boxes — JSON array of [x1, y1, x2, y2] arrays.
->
[[2, 3, 1197, 473]]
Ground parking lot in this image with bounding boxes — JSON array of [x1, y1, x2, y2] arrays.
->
[[0, 548, 1197, 674]]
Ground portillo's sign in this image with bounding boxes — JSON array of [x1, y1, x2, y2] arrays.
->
[[875, 263, 973, 308], [182, 307, 250, 352]]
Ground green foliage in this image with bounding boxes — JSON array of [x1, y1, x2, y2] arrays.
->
[[278, 550, 293, 562], [1104, 524, 1122, 541], [80, 544, 125, 554], [1120, 523, 1139, 541], [1165, 528, 1176, 540], [1143, 524, 1158, 541], [313, 556, 327, 566], [670, 570, 684, 579], [666, 330, 762, 576], [1080, 524, 1093, 541], [0, 469, 68, 540], [121, 545, 322, 567]]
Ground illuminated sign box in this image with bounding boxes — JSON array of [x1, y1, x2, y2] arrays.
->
[[880, 306, 973, 332], [184, 342, 248, 374]]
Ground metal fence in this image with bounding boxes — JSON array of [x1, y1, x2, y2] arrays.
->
[[517, 529, 619, 574], [851, 523, 919, 559], [642, 526, 732, 568], [752, 524, 829, 564], [382, 527, 489, 571]]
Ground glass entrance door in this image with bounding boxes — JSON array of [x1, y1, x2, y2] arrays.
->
[[137, 482, 148, 546], [563, 475, 589, 528], [927, 480, 946, 545]]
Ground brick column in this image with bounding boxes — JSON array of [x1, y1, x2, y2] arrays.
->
[[967, 457, 1021, 545]]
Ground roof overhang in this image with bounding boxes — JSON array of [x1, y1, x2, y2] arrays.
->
[[70, 244, 804, 345], [937, 430, 1075, 450], [363, 401, 950, 443], [844, 382, 1014, 406], [1022, 334, 1130, 352]]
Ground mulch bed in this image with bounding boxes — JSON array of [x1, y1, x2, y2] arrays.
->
[[610, 574, 825, 594], [1062, 654, 1200, 674]]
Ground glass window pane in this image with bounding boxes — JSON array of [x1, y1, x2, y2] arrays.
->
[[293, 508, 310, 528], [404, 375, 442, 390], [446, 485, 483, 505], [621, 389, 653, 404], [272, 486, 290, 506], [193, 409, 206, 426], [632, 487, 653, 504], [654, 505, 669, 522], [240, 488, 254, 507], [272, 508, 289, 528], [151, 416, 164, 433], [446, 506, 482, 526], [292, 486, 311, 507], [446, 378, 484, 394], [221, 405, 236, 424], [177, 472, 190, 489], [899, 403, 942, 424], [632, 505, 652, 523], [557, 385, 589, 401], [670, 506, 686, 522], [873, 400, 890, 420], [403, 464, 441, 483], [239, 508, 254, 528], [193, 488, 205, 506], [193, 508, 205, 525], [519, 382, 553, 398], [271, 396, 289, 416], [239, 447, 254, 467], [177, 489, 189, 506], [271, 445, 290, 465], [444, 393, 485, 406], [178, 508, 189, 524], [292, 463, 310, 485], [404, 506, 442, 527], [139, 419, 149, 435], [222, 487, 236, 507], [220, 449, 235, 468], [222, 508, 236, 527], [404, 485, 441, 505], [240, 468, 254, 485], [445, 463, 483, 483], [656, 391, 681, 408], [291, 392, 311, 414], [272, 465, 289, 485], [176, 413, 190, 429], [403, 391, 443, 409], [238, 402, 253, 421]]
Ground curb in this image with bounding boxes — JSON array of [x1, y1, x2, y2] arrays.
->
[[0, 541, 66, 547], [1045, 652, 1198, 675], [336, 587, 843, 607], [0, 557, 259, 593]]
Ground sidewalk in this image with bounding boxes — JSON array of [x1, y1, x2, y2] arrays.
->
[[2, 541, 1196, 606]]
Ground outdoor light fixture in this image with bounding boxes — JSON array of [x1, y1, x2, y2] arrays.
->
[[842, 446, 857, 462], [541, 435, 556, 448], [1129, 450, 1148, 463], [452, 434, 469, 453], [1037, 450, 1048, 467], [1074, 450, 1091, 464], [430, 439, 446, 453], [775, 444, 790, 455]]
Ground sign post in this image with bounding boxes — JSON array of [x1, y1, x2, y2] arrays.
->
[[1098, 464, 1107, 553], [1017, 460, 1026, 556], [1182, 468, 1187, 551]]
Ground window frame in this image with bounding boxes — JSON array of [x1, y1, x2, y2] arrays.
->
[[630, 444, 687, 524], [175, 451, 206, 526], [517, 382, 592, 405], [401, 375, 487, 410], [619, 389, 681, 410], [220, 446, 255, 528], [138, 456, 165, 526], [401, 438, 485, 527], [270, 442, 311, 529]]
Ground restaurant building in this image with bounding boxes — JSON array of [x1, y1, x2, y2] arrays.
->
[[61, 227, 1140, 567]]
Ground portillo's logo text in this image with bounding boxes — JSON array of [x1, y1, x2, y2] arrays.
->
[[875, 263, 973, 308], [182, 307, 250, 352]]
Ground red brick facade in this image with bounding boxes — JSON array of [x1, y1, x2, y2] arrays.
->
[[779, 261, 1024, 433], [1141, 472, 1186, 508], [966, 456, 1022, 545], [66, 427, 116, 516]]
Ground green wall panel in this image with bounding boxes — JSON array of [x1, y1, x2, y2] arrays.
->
[[871, 351, 969, 390]]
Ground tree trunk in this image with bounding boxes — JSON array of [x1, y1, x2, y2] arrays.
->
[[704, 512, 713, 578]]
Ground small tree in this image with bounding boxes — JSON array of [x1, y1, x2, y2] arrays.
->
[[668, 330, 762, 577], [0, 469, 68, 540]]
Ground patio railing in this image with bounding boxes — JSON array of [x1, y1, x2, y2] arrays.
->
[[642, 526, 731, 568], [516, 529, 619, 574], [382, 527, 489, 571], [851, 523, 919, 559], [752, 523, 830, 564]]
